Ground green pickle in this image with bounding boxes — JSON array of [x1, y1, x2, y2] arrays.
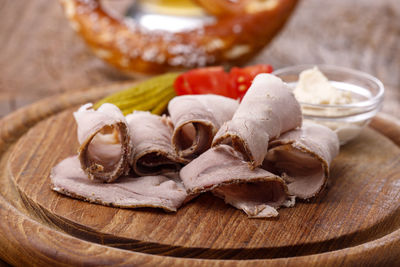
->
[[93, 72, 180, 115]]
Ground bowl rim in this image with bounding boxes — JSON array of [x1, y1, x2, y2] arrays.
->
[[272, 64, 385, 110]]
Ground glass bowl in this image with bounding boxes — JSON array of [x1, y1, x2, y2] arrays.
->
[[273, 65, 385, 145]]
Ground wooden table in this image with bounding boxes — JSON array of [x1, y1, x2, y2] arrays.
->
[[0, 1, 400, 266], [0, 0, 399, 118]]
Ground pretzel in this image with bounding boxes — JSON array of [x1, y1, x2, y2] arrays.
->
[[194, 0, 293, 17], [60, 0, 298, 75]]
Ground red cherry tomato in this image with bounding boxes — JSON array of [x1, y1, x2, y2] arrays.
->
[[173, 66, 233, 97], [229, 64, 273, 99], [173, 64, 273, 99]]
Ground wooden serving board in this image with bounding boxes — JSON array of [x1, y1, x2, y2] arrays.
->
[[0, 82, 399, 266]]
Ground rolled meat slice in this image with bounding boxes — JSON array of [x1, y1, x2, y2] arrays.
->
[[264, 122, 339, 199], [168, 95, 239, 160], [126, 111, 187, 176], [73, 103, 131, 182], [51, 156, 188, 212], [213, 74, 302, 169], [180, 145, 292, 218]]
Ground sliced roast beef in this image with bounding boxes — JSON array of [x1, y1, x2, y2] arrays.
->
[[73, 103, 131, 182], [126, 111, 187, 176], [51, 156, 188, 212], [168, 95, 239, 160], [264, 122, 339, 199], [213, 74, 302, 169], [180, 145, 291, 218]]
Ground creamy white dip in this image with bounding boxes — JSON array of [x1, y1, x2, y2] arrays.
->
[[293, 67, 363, 145], [294, 67, 352, 105]]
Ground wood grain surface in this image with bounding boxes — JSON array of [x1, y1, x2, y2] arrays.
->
[[0, 85, 399, 266], [8, 105, 400, 258], [0, 0, 399, 118], [1, 0, 400, 265]]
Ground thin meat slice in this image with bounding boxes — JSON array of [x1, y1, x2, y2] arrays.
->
[[213, 182, 295, 218], [73, 103, 131, 182], [168, 94, 239, 159], [264, 122, 339, 199], [180, 145, 292, 218], [51, 156, 188, 212], [126, 111, 187, 176], [213, 74, 302, 169]]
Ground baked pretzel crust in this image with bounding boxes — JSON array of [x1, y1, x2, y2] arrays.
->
[[60, 0, 298, 75]]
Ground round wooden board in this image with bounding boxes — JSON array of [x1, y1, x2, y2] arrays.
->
[[0, 83, 399, 266]]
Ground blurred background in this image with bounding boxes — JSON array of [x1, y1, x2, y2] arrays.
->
[[0, 0, 399, 118]]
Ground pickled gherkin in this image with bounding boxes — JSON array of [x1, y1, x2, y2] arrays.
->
[[94, 72, 180, 115]]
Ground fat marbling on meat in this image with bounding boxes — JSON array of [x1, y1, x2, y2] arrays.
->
[[168, 94, 239, 160], [213, 74, 302, 169], [180, 145, 293, 218], [51, 156, 188, 212], [73, 103, 131, 182], [264, 122, 339, 199]]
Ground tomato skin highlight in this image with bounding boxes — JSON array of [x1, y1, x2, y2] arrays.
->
[[173, 64, 273, 99], [173, 66, 233, 97]]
